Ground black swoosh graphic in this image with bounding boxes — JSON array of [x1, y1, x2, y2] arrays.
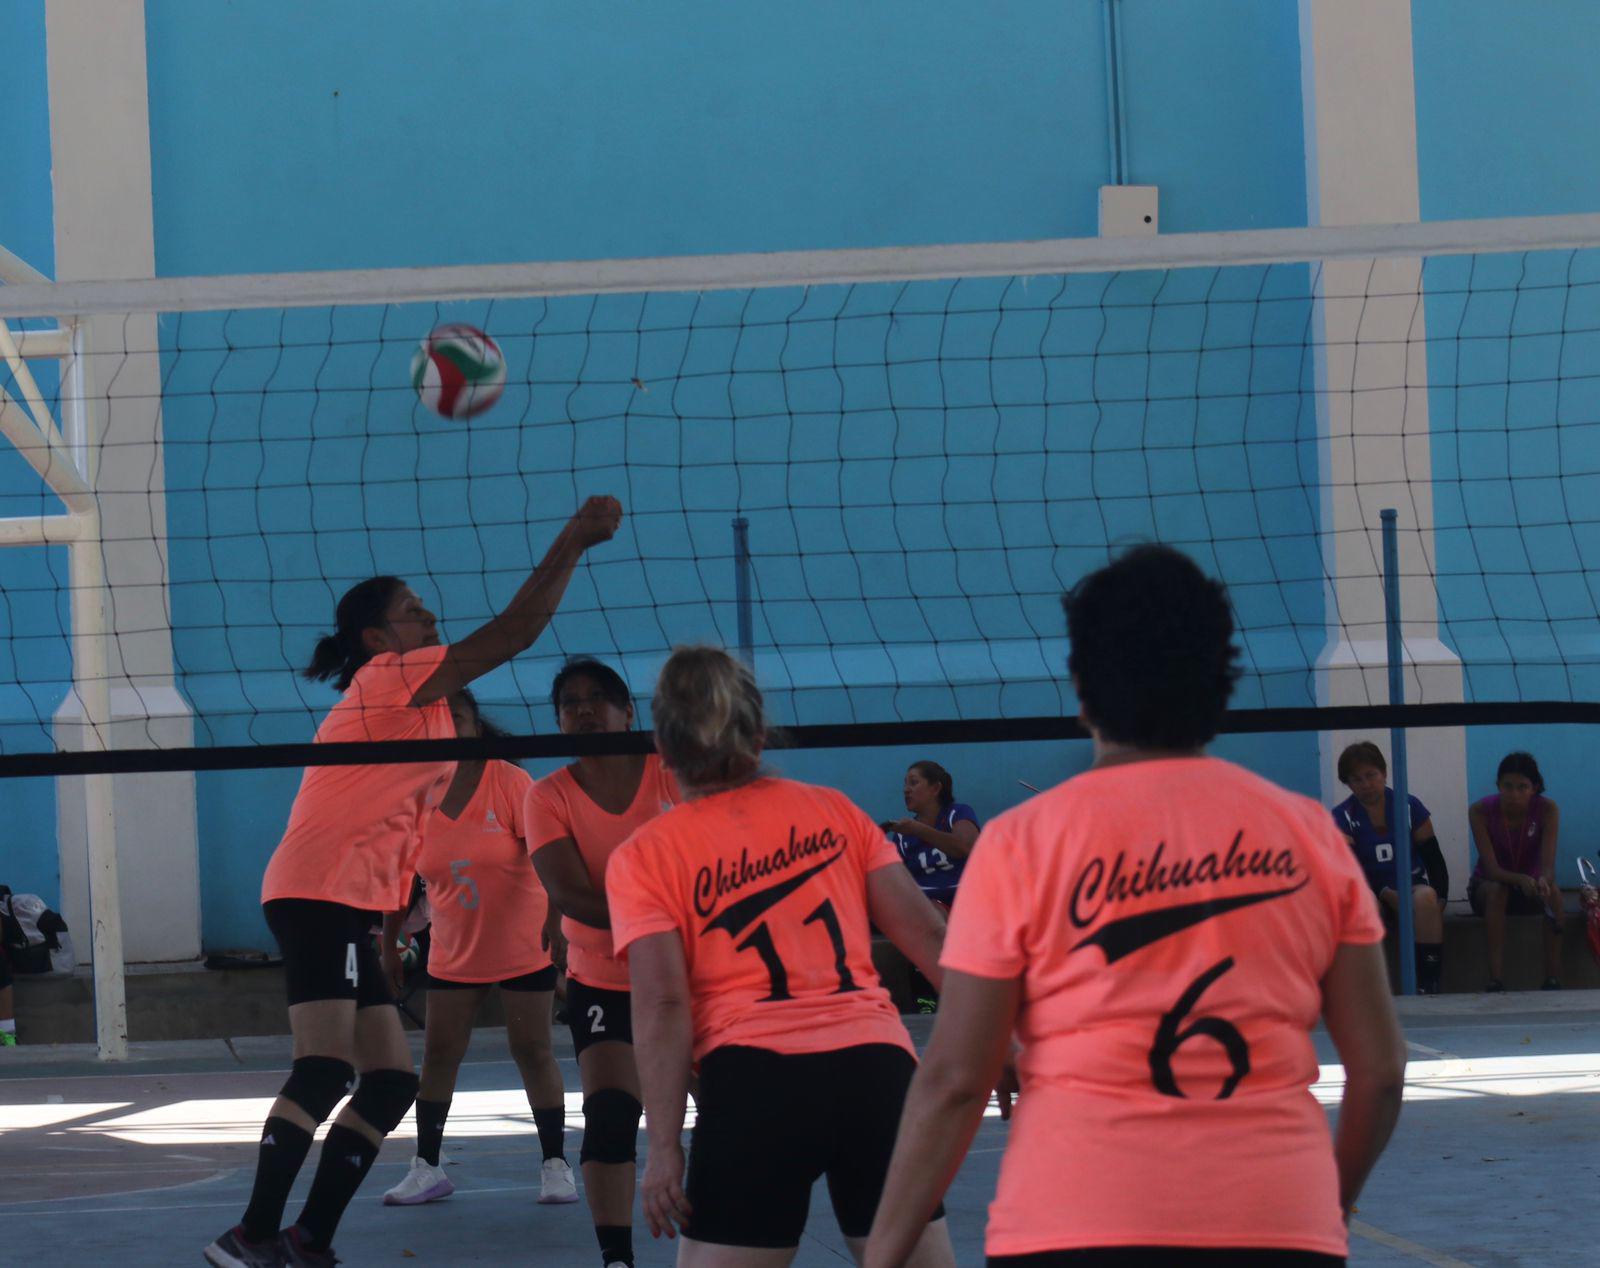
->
[[1073, 876, 1311, 964], [701, 850, 845, 938]]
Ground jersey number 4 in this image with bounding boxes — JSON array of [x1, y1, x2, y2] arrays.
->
[[736, 899, 862, 1002]]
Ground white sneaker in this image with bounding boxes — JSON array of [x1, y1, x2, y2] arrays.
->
[[538, 1156, 579, 1204], [383, 1155, 454, 1205]]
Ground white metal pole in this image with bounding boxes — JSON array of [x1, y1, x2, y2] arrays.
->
[[61, 319, 127, 1061]]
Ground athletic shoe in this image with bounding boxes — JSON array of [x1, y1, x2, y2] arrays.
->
[[382, 1155, 454, 1205], [538, 1156, 579, 1204], [202, 1225, 284, 1267], [1542, 976, 1563, 991], [916, 996, 938, 1015], [1486, 978, 1505, 993], [0, 1031, 16, 1047], [276, 1226, 340, 1266]]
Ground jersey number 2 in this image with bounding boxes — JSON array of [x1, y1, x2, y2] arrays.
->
[[735, 898, 861, 1002]]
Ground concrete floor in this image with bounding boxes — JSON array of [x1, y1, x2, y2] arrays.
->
[[3, 997, 1598, 1266]]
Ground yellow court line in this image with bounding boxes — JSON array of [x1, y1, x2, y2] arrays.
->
[[1350, 1218, 1478, 1268]]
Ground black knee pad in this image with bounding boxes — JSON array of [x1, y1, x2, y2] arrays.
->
[[349, 1068, 419, 1136], [280, 1055, 356, 1124], [580, 1089, 642, 1165]]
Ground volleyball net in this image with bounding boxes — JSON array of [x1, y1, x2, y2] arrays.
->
[[4, 213, 1600, 776]]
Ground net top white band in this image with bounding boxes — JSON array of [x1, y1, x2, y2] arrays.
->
[[6, 211, 1600, 319]]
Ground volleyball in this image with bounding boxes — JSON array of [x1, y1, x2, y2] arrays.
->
[[411, 323, 507, 420]]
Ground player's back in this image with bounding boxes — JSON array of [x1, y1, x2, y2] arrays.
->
[[609, 775, 911, 1062], [943, 755, 1383, 1257]]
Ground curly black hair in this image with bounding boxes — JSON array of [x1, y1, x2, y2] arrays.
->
[[1063, 545, 1241, 751]]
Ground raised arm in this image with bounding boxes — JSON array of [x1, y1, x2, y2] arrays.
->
[[530, 836, 611, 929], [411, 496, 622, 705]]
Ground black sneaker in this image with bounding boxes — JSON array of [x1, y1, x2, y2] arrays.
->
[[915, 996, 939, 1015], [1485, 978, 1505, 993], [1542, 977, 1563, 991], [277, 1227, 340, 1267], [203, 1225, 284, 1268]]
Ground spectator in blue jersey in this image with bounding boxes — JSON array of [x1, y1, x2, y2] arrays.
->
[[890, 761, 981, 910], [1332, 740, 1450, 994]]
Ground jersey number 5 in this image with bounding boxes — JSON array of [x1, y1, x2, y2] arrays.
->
[[735, 899, 862, 1002], [450, 860, 481, 910], [1148, 957, 1250, 1100]]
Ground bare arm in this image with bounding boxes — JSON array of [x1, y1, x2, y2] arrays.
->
[[867, 864, 947, 991], [629, 931, 696, 1240], [530, 837, 610, 929], [864, 970, 1021, 1268], [1321, 941, 1407, 1216], [893, 817, 979, 861], [1468, 803, 1516, 885], [1541, 800, 1561, 881], [411, 496, 621, 705]]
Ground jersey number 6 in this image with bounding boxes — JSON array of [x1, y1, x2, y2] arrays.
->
[[1148, 957, 1250, 1100]]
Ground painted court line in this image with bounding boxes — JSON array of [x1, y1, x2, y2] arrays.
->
[[1405, 1039, 1456, 1059], [1350, 1219, 1477, 1268]]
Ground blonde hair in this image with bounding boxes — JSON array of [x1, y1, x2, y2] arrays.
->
[[652, 645, 766, 790]]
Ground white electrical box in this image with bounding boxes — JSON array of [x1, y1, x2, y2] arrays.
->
[[1099, 185, 1159, 237]]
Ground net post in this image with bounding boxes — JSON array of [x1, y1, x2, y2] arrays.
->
[[732, 516, 754, 669], [1381, 508, 1416, 996], [64, 318, 128, 1060]]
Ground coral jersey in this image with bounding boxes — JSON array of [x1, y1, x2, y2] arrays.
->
[[608, 777, 913, 1062], [415, 760, 551, 983], [262, 645, 455, 912], [942, 756, 1384, 1259], [524, 755, 680, 991]]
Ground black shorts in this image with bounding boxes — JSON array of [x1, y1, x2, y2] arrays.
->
[[685, 1043, 942, 1248], [1467, 875, 1549, 918], [565, 977, 631, 1055], [429, 965, 558, 992], [263, 898, 392, 1010], [989, 1252, 1342, 1267]]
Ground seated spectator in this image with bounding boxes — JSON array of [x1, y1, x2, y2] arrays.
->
[[889, 760, 980, 909], [1468, 751, 1564, 992], [1332, 741, 1450, 994]]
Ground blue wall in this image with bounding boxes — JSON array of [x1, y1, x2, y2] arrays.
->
[[0, 0, 63, 909], [134, 1, 1320, 949], [1414, 1, 1600, 883]]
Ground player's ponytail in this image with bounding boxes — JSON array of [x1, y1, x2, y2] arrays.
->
[[652, 645, 766, 792], [303, 575, 406, 692]]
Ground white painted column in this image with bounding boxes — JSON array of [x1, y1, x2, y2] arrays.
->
[[47, 0, 200, 964], [1300, 0, 1470, 886]]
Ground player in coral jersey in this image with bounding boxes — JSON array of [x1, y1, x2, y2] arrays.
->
[[866, 546, 1407, 1268], [379, 690, 576, 1210], [526, 658, 681, 1268], [609, 645, 954, 1266], [205, 496, 621, 1268]]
